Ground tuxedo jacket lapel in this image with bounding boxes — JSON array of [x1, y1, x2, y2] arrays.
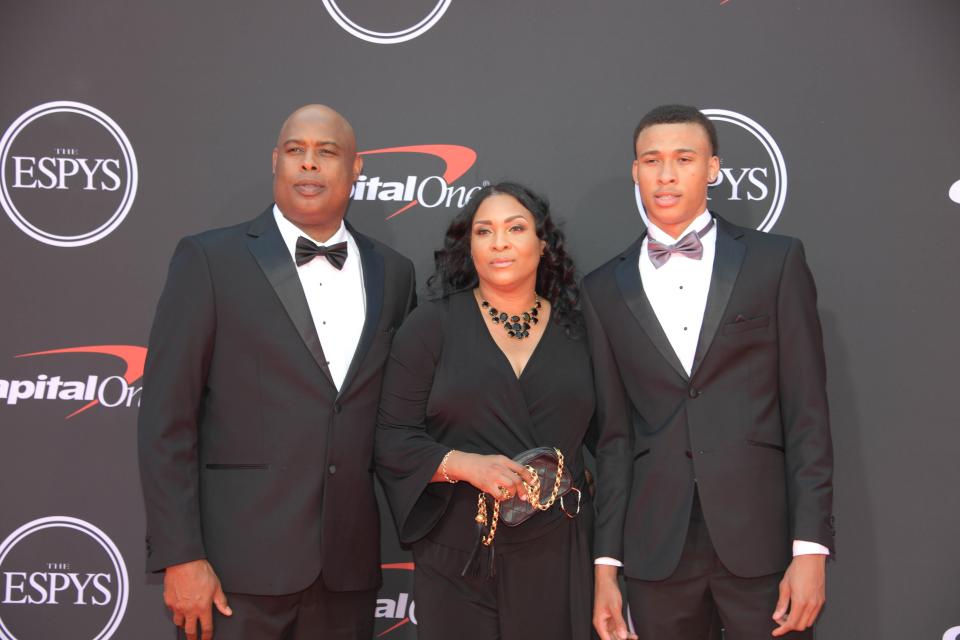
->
[[614, 237, 690, 382], [691, 216, 746, 376], [245, 208, 336, 388], [339, 225, 384, 394]]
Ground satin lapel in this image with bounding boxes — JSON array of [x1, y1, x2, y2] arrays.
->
[[245, 208, 335, 388], [614, 237, 689, 381], [460, 293, 539, 450], [339, 226, 384, 394], [691, 216, 746, 376]]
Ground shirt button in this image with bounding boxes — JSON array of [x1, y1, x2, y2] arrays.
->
[[683, 327, 688, 331], [679, 285, 684, 290], [328, 464, 337, 475]]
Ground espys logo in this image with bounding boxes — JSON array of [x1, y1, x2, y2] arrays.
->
[[0, 345, 146, 419], [322, 0, 451, 44], [949, 180, 960, 204], [354, 145, 483, 219], [0, 101, 138, 247], [375, 562, 416, 637], [634, 109, 786, 233], [0, 516, 129, 640]]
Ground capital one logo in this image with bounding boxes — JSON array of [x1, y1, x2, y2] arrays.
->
[[0, 101, 138, 247], [635, 108, 787, 232], [354, 145, 484, 219], [0, 345, 146, 419], [375, 562, 417, 637], [0, 516, 129, 640], [322, 0, 451, 44]]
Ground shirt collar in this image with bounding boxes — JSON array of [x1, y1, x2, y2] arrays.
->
[[646, 210, 713, 245], [272, 204, 351, 261]]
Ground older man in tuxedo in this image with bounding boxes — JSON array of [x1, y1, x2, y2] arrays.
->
[[587, 104, 834, 640], [138, 104, 416, 640]]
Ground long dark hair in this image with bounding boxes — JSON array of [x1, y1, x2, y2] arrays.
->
[[428, 182, 583, 336]]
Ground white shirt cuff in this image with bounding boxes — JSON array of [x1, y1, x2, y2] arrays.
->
[[594, 557, 623, 567], [793, 540, 830, 556]]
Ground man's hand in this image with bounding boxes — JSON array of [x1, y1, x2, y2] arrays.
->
[[163, 559, 232, 640], [771, 554, 826, 636], [593, 564, 638, 640]]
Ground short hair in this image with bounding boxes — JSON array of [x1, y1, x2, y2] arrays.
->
[[632, 104, 718, 157]]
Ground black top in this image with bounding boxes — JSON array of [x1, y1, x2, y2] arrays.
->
[[375, 290, 595, 551]]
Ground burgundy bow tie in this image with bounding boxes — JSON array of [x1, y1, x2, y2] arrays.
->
[[295, 236, 349, 270], [646, 218, 715, 269]]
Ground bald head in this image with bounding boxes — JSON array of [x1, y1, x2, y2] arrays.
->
[[276, 104, 357, 155], [272, 104, 363, 242]]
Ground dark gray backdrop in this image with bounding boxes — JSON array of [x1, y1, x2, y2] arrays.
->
[[2, 1, 959, 638]]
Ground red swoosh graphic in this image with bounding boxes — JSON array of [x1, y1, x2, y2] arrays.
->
[[378, 618, 410, 637], [358, 145, 477, 219], [377, 562, 416, 636], [16, 345, 147, 419]]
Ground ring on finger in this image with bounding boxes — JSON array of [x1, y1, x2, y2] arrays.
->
[[497, 486, 510, 499]]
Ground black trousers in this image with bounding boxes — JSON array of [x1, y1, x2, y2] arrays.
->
[[626, 492, 812, 640], [412, 515, 593, 640], [177, 572, 377, 640]]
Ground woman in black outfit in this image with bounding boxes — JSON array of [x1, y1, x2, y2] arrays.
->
[[375, 182, 595, 639]]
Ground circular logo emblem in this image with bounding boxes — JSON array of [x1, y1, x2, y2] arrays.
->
[[0, 102, 138, 247], [949, 179, 960, 204], [0, 516, 129, 640], [321, 0, 451, 44], [634, 109, 787, 233]]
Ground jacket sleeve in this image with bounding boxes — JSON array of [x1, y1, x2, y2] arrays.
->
[[137, 236, 215, 572], [776, 239, 835, 552], [582, 284, 635, 561]]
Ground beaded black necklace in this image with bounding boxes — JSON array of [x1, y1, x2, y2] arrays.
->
[[480, 296, 541, 339]]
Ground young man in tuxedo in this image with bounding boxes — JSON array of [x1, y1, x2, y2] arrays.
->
[[586, 104, 834, 639], [138, 105, 416, 640]]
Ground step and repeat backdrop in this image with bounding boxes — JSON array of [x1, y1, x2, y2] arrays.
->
[[2, 1, 959, 639]]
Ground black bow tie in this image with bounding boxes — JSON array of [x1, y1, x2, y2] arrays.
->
[[295, 236, 349, 270]]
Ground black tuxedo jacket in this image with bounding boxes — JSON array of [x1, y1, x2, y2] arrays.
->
[[583, 215, 834, 581], [138, 207, 416, 595]]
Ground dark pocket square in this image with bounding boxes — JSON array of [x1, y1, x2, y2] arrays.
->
[[721, 314, 770, 335]]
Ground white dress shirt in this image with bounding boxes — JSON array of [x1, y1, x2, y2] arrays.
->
[[273, 205, 366, 392], [595, 211, 827, 566]]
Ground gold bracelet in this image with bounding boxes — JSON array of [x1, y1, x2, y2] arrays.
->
[[441, 449, 457, 484]]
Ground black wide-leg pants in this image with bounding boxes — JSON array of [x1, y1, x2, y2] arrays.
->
[[412, 515, 594, 640]]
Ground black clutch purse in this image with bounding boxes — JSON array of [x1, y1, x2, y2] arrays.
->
[[464, 446, 581, 578], [500, 446, 576, 525]]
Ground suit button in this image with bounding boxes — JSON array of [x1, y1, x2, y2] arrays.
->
[[328, 464, 337, 475], [688, 387, 700, 399], [333, 403, 342, 414]]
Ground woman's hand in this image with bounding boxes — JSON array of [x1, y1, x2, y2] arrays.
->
[[441, 451, 534, 500]]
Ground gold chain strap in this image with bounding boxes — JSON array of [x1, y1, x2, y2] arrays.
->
[[476, 492, 500, 546], [522, 447, 565, 512], [474, 448, 564, 547]]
